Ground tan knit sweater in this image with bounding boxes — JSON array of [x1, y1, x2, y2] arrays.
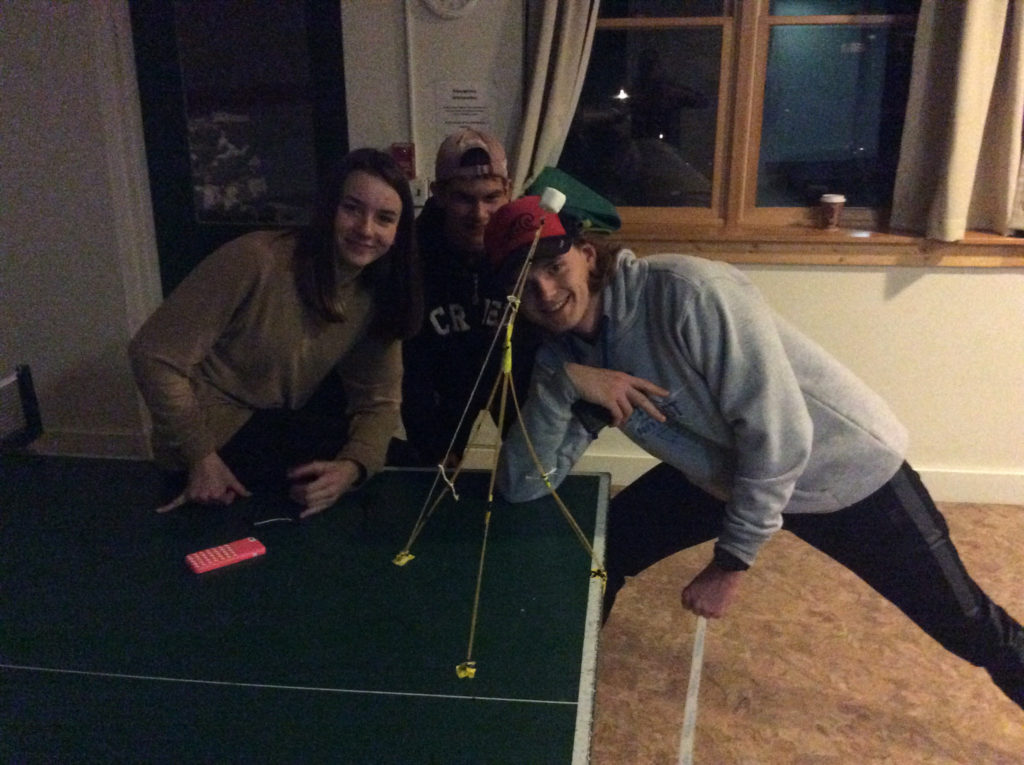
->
[[129, 231, 401, 476]]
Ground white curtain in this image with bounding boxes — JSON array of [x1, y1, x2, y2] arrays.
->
[[891, 0, 1024, 241], [512, 1, 601, 194]]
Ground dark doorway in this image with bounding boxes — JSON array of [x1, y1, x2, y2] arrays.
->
[[130, 0, 347, 294]]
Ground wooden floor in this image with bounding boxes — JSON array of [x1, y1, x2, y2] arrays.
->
[[590, 502, 1024, 764]]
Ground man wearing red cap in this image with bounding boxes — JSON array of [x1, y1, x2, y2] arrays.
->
[[393, 129, 537, 467], [486, 195, 1024, 711]]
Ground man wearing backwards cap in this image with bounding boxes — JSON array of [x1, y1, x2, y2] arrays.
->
[[487, 195, 1024, 711], [393, 129, 538, 467]]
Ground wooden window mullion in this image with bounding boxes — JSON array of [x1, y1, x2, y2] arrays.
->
[[725, 0, 767, 226]]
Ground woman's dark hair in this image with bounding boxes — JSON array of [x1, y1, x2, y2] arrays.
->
[[293, 148, 423, 341]]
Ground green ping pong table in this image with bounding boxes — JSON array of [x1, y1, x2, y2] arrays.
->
[[0, 454, 607, 763]]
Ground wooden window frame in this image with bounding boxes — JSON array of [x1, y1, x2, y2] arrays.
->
[[596, 2, 1024, 267]]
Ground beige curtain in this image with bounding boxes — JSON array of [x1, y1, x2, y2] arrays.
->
[[512, 1, 600, 194], [891, 0, 1024, 241]]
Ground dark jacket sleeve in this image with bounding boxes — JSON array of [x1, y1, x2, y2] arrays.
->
[[400, 331, 451, 465]]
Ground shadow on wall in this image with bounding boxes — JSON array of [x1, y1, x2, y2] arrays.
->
[[884, 268, 928, 300], [32, 340, 149, 459]]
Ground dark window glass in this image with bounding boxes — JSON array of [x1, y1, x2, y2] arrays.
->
[[770, 0, 919, 14], [174, 0, 318, 225], [560, 28, 721, 207], [756, 23, 914, 206], [600, 1, 725, 17]]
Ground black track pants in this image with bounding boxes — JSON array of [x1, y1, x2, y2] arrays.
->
[[603, 462, 1024, 709]]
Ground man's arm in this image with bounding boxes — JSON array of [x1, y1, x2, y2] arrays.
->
[[679, 275, 813, 568], [496, 352, 597, 503], [399, 334, 449, 464], [563, 362, 668, 427], [681, 561, 745, 618], [129, 237, 265, 470], [335, 335, 403, 478]]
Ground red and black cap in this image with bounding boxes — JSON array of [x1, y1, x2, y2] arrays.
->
[[484, 195, 580, 286]]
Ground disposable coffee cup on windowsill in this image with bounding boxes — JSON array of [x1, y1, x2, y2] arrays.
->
[[819, 193, 846, 230]]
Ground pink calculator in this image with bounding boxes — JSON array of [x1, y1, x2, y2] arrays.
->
[[186, 537, 265, 574]]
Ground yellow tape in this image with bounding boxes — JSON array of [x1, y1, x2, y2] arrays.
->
[[502, 322, 514, 374], [456, 661, 477, 679], [392, 550, 415, 566]]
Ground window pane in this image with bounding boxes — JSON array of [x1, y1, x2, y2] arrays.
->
[[174, 0, 318, 225], [756, 24, 914, 207], [601, 1, 725, 18], [770, 0, 919, 14], [561, 28, 721, 207]]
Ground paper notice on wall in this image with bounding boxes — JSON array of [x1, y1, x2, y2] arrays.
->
[[435, 81, 493, 141]]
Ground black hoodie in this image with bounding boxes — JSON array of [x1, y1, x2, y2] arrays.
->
[[398, 198, 539, 465]]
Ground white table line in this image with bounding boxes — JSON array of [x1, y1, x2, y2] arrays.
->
[[677, 615, 708, 765], [0, 662, 578, 707]]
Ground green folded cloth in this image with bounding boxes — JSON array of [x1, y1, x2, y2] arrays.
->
[[525, 166, 621, 233]]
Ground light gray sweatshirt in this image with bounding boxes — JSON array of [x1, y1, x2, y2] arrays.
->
[[496, 250, 908, 565]]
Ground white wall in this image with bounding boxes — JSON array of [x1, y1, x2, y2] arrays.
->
[[1, 2, 159, 458], [746, 266, 1024, 502], [341, 0, 524, 179], [2, 1, 1020, 503]]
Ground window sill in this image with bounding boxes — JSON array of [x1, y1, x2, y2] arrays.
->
[[617, 222, 1024, 268]]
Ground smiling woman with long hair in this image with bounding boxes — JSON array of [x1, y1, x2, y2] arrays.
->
[[130, 148, 422, 518]]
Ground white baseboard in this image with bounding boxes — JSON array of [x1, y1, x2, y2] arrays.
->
[[572, 452, 659, 488], [462, 444, 659, 489], [914, 468, 1024, 505], [464, 444, 1024, 505], [30, 433, 1023, 506]]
